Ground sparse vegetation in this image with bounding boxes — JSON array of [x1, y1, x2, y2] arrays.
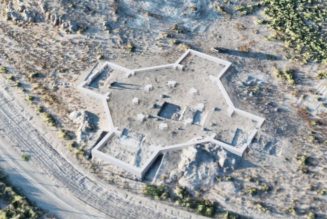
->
[[21, 154, 31, 161], [287, 206, 298, 216], [0, 66, 8, 74], [297, 154, 312, 174], [317, 71, 327, 79], [262, 0, 327, 63], [42, 112, 57, 127], [28, 72, 44, 79], [235, 3, 262, 16], [245, 178, 272, 197], [125, 42, 135, 53], [318, 189, 327, 196], [273, 67, 296, 85], [237, 1, 327, 63], [0, 170, 41, 219], [27, 95, 36, 102], [306, 211, 316, 219], [255, 202, 269, 213], [36, 105, 45, 113], [144, 184, 216, 217], [223, 211, 241, 219], [144, 184, 169, 200], [15, 81, 23, 88], [59, 129, 75, 140], [8, 75, 16, 82]]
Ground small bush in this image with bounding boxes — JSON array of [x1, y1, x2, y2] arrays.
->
[[29, 72, 44, 79], [194, 200, 215, 217], [287, 206, 297, 216], [125, 42, 135, 53], [143, 184, 168, 200], [0, 66, 8, 74], [36, 105, 45, 113], [43, 113, 57, 127], [255, 202, 269, 213], [223, 211, 241, 219], [21, 154, 31, 161], [15, 82, 23, 87], [306, 211, 316, 219], [59, 129, 75, 140], [235, 3, 262, 16], [27, 95, 36, 102], [8, 75, 15, 82], [297, 154, 311, 166], [317, 71, 327, 79], [175, 186, 189, 199], [318, 189, 327, 196], [246, 187, 258, 196], [178, 43, 191, 52], [273, 68, 296, 85]]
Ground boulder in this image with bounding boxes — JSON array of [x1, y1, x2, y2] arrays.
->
[[69, 110, 95, 144], [177, 147, 218, 191]]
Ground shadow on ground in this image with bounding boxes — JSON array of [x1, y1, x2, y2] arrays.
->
[[214, 47, 282, 61]]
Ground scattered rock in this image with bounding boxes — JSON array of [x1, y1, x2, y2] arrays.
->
[[137, 113, 146, 122], [67, 20, 81, 33], [159, 123, 168, 130], [132, 97, 139, 105], [144, 84, 154, 92], [167, 80, 177, 88], [69, 110, 96, 144], [175, 145, 238, 191], [189, 87, 198, 95], [178, 146, 218, 191]]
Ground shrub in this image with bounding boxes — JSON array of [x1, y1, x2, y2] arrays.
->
[[15, 82, 23, 87], [317, 71, 327, 79], [223, 211, 240, 219], [235, 3, 262, 16], [0, 66, 8, 74], [194, 200, 215, 217], [29, 72, 44, 79], [318, 189, 327, 196], [287, 206, 297, 216], [255, 202, 269, 213], [125, 42, 135, 53], [143, 184, 168, 200], [21, 154, 31, 161], [36, 105, 45, 113], [0, 170, 41, 218], [306, 211, 316, 219], [260, 183, 271, 192], [175, 186, 189, 199], [43, 113, 57, 127], [27, 95, 36, 102], [8, 75, 15, 82], [273, 68, 296, 85], [59, 129, 75, 140], [178, 43, 191, 52]]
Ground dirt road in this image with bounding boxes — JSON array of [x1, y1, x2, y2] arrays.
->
[[0, 137, 108, 219]]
